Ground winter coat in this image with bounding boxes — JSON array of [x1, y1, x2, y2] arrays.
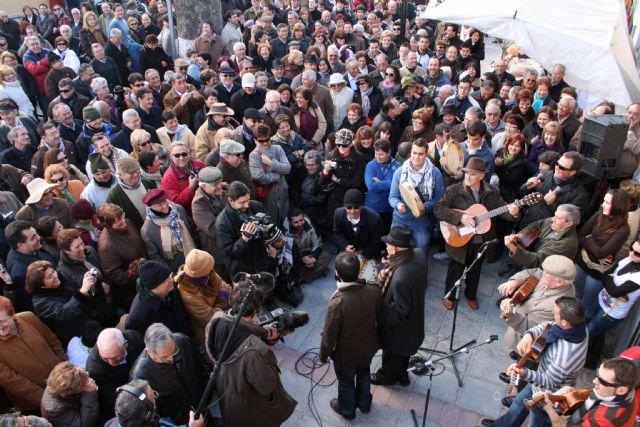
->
[[249, 143, 291, 226], [159, 159, 205, 214], [230, 88, 268, 123], [85, 329, 144, 419], [319, 281, 383, 369], [106, 179, 156, 230], [191, 188, 226, 271], [138, 44, 171, 75], [125, 288, 192, 337], [495, 154, 531, 202], [526, 138, 564, 175], [0, 164, 31, 203], [379, 249, 428, 356], [217, 158, 256, 198], [163, 85, 205, 131], [23, 48, 51, 94], [352, 86, 384, 120], [365, 158, 401, 213], [6, 249, 56, 312], [97, 219, 146, 310], [291, 102, 327, 146], [0, 312, 65, 410], [321, 147, 367, 213], [16, 198, 72, 227], [40, 387, 100, 427], [333, 206, 385, 260], [206, 313, 297, 427], [131, 333, 207, 425], [176, 266, 232, 350], [434, 181, 514, 264], [75, 121, 116, 169], [194, 119, 234, 162]]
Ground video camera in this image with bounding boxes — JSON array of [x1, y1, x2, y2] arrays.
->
[[242, 212, 277, 240], [256, 308, 309, 334]]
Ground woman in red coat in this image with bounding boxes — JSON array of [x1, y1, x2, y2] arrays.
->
[[160, 141, 205, 215]]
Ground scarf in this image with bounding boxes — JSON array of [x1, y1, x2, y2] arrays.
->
[[378, 248, 414, 296], [94, 175, 114, 188], [59, 186, 76, 204], [400, 159, 434, 201], [165, 124, 189, 142], [532, 92, 546, 113], [140, 169, 163, 185], [545, 323, 587, 346], [361, 86, 373, 118], [502, 153, 514, 165], [146, 204, 196, 259], [118, 175, 142, 190]]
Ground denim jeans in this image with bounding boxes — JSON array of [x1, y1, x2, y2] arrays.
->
[[333, 357, 373, 415], [574, 265, 604, 319], [492, 383, 551, 427], [587, 309, 621, 339], [391, 217, 432, 254]]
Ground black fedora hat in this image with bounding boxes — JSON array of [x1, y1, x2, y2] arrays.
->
[[381, 226, 414, 248]]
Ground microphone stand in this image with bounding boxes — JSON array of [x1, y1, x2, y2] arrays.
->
[[409, 336, 499, 427], [194, 285, 255, 420], [418, 240, 492, 387]]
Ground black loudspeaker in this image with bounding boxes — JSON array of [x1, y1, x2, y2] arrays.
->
[[578, 115, 628, 179]]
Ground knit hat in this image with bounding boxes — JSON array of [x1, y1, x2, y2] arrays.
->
[[139, 260, 172, 290], [47, 51, 62, 64], [88, 153, 109, 174], [142, 188, 168, 206], [198, 166, 222, 183], [264, 226, 283, 245], [343, 189, 363, 208], [71, 199, 94, 220], [116, 157, 140, 173], [542, 255, 576, 282], [83, 106, 101, 121], [183, 249, 214, 278]]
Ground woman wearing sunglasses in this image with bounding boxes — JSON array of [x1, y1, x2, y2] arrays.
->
[[45, 164, 85, 204], [162, 141, 205, 214], [130, 129, 167, 164], [43, 147, 89, 185]]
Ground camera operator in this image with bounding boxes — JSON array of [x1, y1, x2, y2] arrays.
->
[[216, 181, 275, 277], [205, 279, 297, 427]]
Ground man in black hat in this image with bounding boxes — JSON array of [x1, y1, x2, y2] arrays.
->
[[267, 59, 292, 89], [371, 226, 427, 386], [435, 158, 520, 310], [333, 189, 385, 261], [232, 108, 264, 159], [80, 153, 118, 210], [214, 66, 242, 107], [290, 55, 319, 90], [44, 51, 77, 99], [125, 260, 192, 336]]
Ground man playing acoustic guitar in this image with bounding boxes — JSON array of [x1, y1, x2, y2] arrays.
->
[[481, 296, 589, 427], [434, 158, 520, 310]]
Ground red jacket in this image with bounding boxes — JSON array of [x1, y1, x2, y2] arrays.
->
[[23, 49, 51, 95], [160, 159, 205, 214]]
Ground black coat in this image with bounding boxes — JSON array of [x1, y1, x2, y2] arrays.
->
[[6, 248, 56, 312], [90, 56, 122, 87], [321, 147, 367, 213], [333, 206, 385, 260], [213, 82, 241, 107], [125, 289, 192, 337], [352, 86, 384, 119], [104, 41, 131, 84], [85, 329, 144, 419], [230, 88, 267, 123], [138, 44, 171, 75], [131, 333, 208, 425], [495, 156, 531, 203], [380, 249, 427, 356]]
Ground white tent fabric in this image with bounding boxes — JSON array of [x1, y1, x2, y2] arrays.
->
[[423, 0, 640, 107]]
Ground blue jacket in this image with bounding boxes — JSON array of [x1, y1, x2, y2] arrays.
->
[[461, 141, 495, 181], [364, 158, 400, 213], [6, 249, 56, 312], [389, 161, 444, 225]]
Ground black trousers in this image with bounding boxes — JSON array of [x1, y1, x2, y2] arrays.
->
[[444, 242, 484, 301], [375, 350, 409, 384]]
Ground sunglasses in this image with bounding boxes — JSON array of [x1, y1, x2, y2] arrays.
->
[[336, 143, 350, 147], [345, 205, 360, 210], [178, 67, 188, 70], [49, 177, 65, 183], [59, 88, 72, 94], [57, 42, 67, 46], [357, 81, 368, 85], [385, 73, 395, 77], [173, 152, 189, 158], [556, 163, 573, 172], [139, 141, 150, 147], [256, 138, 270, 143], [596, 370, 621, 388], [631, 248, 640, 257]]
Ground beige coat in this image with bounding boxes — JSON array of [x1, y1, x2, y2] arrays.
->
[[156, 126, 196, 156], [503, 268, 575, 349]]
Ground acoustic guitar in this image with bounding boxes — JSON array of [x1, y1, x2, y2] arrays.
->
[[440, 193, 542, 248], [525, 387, 592, 415], [501, 275, 539, 320], [507, 323, 552, 397]]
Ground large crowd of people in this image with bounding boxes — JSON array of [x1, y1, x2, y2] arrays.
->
[[0, 0, 639, 425]]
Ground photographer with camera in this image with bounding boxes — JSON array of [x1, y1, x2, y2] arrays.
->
[[216, 181, 276, 277], [205, 278, 297, 427]]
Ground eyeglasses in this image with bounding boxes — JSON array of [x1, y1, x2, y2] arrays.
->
[[173, 152, 189, 158], [486, 112, 499, 116], [385, 73, 395, 77], [53, 7, 62, 11], [49, 177, 65, 183], [595, 369, 621, 388], [345, 205, 360, 210], [59, 88, 72, 94], [357, 81, 368, 86], [556, 163, 573, 172], [221, 74, 233, 78], [630, 248, 640, 257], [256, 138, 270, 143], [139, 141, 150, 147]]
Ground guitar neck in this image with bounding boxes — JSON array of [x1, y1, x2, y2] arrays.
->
[[476, 200, 520, 223]]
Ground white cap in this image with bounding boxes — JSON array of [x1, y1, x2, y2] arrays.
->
[[242, 73, 255, 88]]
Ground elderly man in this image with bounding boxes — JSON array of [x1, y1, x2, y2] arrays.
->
[[506, 204, 580, 270], [493, 58, 516, 86], [84, 133, 129, 179], [80, 153, 118, 209], [131, 323, 206, 425], [301, 69, 333, 126], [230, 73, 267, 123], [163, 73, 205, 131], [285, 207, 331, 283], [497, 255, 576, 354], [333, 189, 385, 261], [267, 59, 291, 89], [104, 28, 132, 84], [548, 63, 569, 103], [194, 102, 235, 162], [557, 95, 581, 149], [16, 177, 71, 227], [214, 66, 241, 107], [86, 328, 144, 419], [90, 42, 122, 87], [43, 51, 77, 99], [484, 102, 506, 139], [616, 102, 640, 181], [191, 167, 228, 279], [260, 90, 296, 134], [23, 35, 51, 113], [111, 108, 160, 153], [215, 139, 256, 197], [106, 157, 156, 229], [47, 78, 89, 121], [0, 296, 65, 410], [53, 103, 84, 144], [519, 152, 589, 227], [0, 126, 35, 172]]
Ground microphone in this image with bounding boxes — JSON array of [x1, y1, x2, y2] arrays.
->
[[489, 335, 499, 342]]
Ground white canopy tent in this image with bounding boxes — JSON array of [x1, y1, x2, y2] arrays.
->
[[422, 0, 640, 108]]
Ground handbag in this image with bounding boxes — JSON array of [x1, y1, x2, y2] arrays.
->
[[253, 160, 275, 200]]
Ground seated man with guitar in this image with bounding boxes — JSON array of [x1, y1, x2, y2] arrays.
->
[[434, 158, 523, 310], [481, 296, 589, 427], [497, 254, 576, 355], [538, 357, 639, 427], [505, 204, 580, 270]]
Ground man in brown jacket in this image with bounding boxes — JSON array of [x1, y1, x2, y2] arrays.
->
[[192, 22, 228, 69], [320, 251, 382, 420], [0, 296, 65, 410], [163, 73, 204, 132]]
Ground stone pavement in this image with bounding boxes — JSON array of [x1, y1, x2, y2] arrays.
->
[[273, 246, 595, 427]]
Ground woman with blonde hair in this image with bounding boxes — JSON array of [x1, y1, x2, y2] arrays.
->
[[79, 11, 106, 56], [43, 148, 89, 185], [130, 128, 167, 163], [45, 164, 85, 204], [0, 65, 34, 119], [354, 125, 375, 162], [41, 361, 99, 427], [526, 121, 564, 174], [400, 108, 436, 144]]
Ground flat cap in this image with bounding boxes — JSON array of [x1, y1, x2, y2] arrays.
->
[[541, 255, 576, 282], [219, 139, 245, 154], [198, 166, 223, 183]]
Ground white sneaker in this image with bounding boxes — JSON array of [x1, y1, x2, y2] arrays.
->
[[433, 252, 450, 261]]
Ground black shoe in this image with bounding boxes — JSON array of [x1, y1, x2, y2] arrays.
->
[[509, 351, 520, 361], [502, 396, 514, 408], [397, 373, 410, 387], [480, 419, 495, 427], [330, 398, 355, 420], [499, 372, 510, 384], [370, 372, 393, 386], [358, 406, 371, 414]]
